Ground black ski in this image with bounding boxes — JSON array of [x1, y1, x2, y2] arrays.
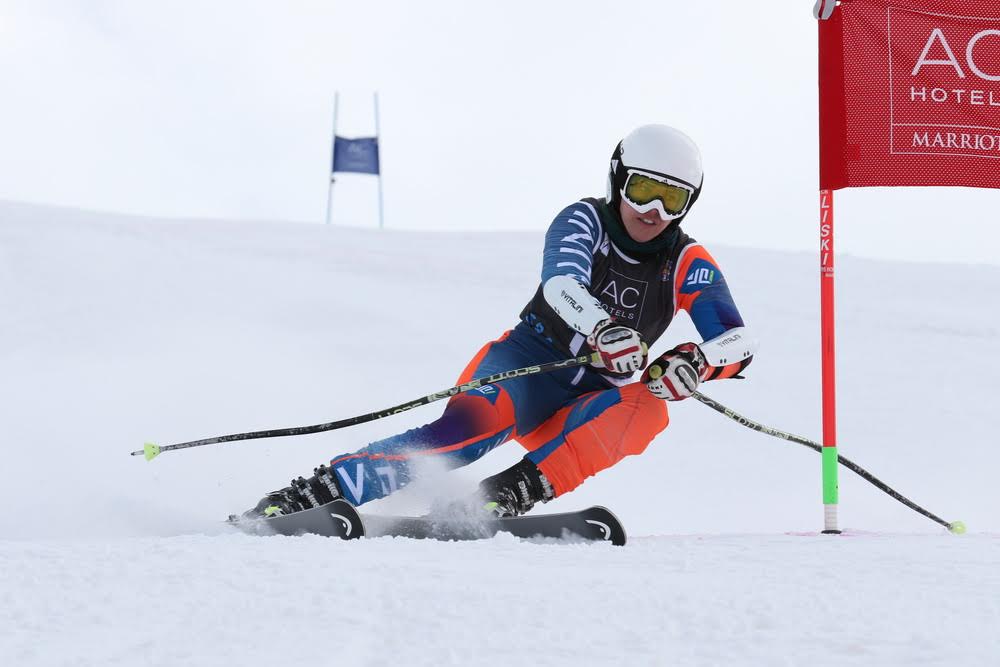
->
[[364, 505, 626, 546], [228, 499, 364, 540], [229, 501, 625, 546]]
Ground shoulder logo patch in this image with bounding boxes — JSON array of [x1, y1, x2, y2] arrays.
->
[[680, 258, 721, 294]]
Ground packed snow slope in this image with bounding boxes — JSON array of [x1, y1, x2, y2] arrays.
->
[[2, 201, 998, 666]]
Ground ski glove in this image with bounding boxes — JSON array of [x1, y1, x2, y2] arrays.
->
[[588, 321, 647, 375], [642, 343, 708, 401]]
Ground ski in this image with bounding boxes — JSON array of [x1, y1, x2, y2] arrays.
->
[[228, 499, 365, 540], [364, 505, 626, 546], [228, 501, 626, 546]]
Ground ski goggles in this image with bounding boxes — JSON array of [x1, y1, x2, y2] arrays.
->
[[621, 170, 694, 221]]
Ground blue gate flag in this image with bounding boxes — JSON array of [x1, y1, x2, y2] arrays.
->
[[332, 136, 380, 175]]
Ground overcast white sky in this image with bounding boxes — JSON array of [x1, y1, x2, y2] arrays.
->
[[1, 0, 998, 264]]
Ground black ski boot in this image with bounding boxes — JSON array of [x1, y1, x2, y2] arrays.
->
[[426, 459, 553, 523], [291, 464, 343, 508], [246, 487, 306, 519], [479, 459, 554, 518], [244, 464, 345, 519]]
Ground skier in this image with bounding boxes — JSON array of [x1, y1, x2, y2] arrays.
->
[[245, 124, 756, 520]]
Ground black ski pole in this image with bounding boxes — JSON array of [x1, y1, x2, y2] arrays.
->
[[132, 352, 599, 461], [690, 391, 966, 534]]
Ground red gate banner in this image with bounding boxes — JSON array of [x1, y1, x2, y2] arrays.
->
[[820, 0, 1000, 189]]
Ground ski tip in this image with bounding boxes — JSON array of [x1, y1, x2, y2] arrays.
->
[[948, 520, 967, 535], [142, 442, 162, 461]]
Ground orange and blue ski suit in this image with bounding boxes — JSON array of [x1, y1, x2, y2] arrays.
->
[[328, 198, 752, 506]]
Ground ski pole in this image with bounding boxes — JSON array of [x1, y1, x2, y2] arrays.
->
[[132, 352, 600, 461], [690, 391, 966, 534]]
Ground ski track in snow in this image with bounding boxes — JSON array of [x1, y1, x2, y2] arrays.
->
[[2, 202, 999, 666]]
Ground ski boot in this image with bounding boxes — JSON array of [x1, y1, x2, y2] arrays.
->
[[243, 464, 345, 519], [431, 459, 555, 522], [479, 458, 555, 518]]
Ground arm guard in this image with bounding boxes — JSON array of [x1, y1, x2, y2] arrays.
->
[[699, 327, 758, 367], [542, 274, 609, 337]]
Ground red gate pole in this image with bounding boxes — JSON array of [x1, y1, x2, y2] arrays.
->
[[819, 188, 841, 533]]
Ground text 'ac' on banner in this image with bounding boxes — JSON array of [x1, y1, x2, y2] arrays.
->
[[333, 136, 380, 175], [819, 0, 1000, 190]]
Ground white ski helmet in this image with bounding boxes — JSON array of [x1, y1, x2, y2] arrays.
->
[[607, 124, 704, 225]]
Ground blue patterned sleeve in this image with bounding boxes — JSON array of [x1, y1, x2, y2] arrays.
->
[[676, 249, 745, 341], [539, 202, 605, 287]]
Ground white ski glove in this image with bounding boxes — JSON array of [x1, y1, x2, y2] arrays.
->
[[589, 320, 647, 375], [642, 343, 708, 401]]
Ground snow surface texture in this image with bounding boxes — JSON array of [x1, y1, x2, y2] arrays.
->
[[2, 201, 998, 666]]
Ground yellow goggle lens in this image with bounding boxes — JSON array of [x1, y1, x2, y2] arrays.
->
[[624, 173, 690, 214]]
